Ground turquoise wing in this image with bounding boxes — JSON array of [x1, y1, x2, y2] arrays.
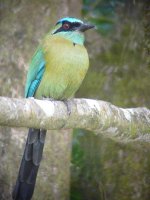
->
[[25, 48, 45, 98]]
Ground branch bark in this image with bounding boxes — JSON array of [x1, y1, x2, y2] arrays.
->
[[0, 97, 150, 142]]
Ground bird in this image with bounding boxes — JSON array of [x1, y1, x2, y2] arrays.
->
[[12, 17, 94, 200]]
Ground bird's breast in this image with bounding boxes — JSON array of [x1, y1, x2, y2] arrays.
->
[[35, 36, 89, 99]]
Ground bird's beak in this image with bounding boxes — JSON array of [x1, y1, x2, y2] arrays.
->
[[78, 23, 95, 32]]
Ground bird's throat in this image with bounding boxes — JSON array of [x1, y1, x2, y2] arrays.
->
[[53, 31, 85, 45]]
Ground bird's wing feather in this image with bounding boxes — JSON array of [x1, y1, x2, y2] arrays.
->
[[25, 47, 45, 98]]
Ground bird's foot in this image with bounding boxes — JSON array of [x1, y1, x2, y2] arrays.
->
[[63, 100, 72, 116], [42, 96, 54, 101], [42, 97, 72, 115]]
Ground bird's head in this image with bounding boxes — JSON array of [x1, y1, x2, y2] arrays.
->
[[50, 17, 95, 45]]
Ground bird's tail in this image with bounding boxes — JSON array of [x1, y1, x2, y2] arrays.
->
[[12, 128, 46, 200]]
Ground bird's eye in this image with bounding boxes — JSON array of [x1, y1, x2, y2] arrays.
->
[[62, 23, 70, 30]]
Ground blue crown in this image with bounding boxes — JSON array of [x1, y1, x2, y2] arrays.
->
[[57, 17, 83, 24]]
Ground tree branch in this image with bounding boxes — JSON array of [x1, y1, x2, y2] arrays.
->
[[0, 97, 150, 142]]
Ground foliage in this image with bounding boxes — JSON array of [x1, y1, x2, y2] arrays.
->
[[82, 0, 125, 35], [77, 0, 150, 108], [71, 1, 150, 200]]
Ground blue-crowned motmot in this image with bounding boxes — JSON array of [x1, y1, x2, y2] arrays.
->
[[12, 17, 94, 200]]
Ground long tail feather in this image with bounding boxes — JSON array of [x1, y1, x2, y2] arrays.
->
[[12, 128, 46, 200]]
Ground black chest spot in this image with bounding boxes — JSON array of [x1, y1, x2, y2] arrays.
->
[[73, 42, 76, 46]]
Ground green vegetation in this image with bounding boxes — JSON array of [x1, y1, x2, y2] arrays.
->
[[71, 1, 150, 200]]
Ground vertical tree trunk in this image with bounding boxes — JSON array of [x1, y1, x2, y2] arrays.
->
[[144, 0, 150, 66], [0, 0, 82, 199]]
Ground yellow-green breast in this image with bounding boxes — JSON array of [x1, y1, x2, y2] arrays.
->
[[35, 35, 89, 100]]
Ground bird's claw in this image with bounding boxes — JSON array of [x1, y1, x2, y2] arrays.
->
[[42, 96, 54, 101], [63, 100, 72, 116]]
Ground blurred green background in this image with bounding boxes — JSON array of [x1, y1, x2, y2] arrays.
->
[[73, 1, 150, 200], [0, 0, 150, 200]]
